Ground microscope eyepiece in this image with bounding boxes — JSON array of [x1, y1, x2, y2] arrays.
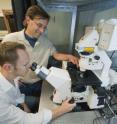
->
[[30, 62, 37, 71]]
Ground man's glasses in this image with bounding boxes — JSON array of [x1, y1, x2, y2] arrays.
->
[[33, 20, 47, 31]]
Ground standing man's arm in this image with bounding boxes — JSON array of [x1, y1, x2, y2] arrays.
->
[[53, 52, 79, 66]]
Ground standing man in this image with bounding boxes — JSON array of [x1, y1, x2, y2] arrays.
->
[[0, 41, 76, 124], [2, 5, 78, 112], [3, 5, 79, 83]]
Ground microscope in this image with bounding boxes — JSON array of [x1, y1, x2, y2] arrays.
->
[[74, 19, 117, 109], [31, 62, 72, 104], [31, 19, 117, 110]]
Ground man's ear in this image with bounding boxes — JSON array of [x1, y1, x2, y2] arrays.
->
[[2, 63, 13, 72], [25, 16, 30, 22]]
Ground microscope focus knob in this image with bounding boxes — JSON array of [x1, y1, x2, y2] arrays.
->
[[30, 62, 37, 71], [69, 97, 75, 104], [94, 55, 100, 60]]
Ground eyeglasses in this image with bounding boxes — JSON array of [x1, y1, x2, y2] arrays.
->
[[33, 20, 47, 31], [15, 63, 30, 70]]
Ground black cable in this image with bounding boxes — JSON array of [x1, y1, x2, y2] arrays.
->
[[93, 116, 104, 124], [110, 50, 116, 59], [93, 88, 117, 124]]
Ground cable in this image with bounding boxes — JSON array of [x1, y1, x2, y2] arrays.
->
[[93, 114, 109, 124], [110, 51, 116, 59], [105, 99, 116, 116], [93, 88, 117, 124]]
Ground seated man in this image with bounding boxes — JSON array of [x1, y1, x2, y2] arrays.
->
[[0, 41, 76, 124]]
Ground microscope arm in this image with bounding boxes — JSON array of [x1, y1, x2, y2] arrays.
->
[[31, 63, 72, 104]]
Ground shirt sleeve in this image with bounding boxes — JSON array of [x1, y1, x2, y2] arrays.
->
[[50, 46, 57, 56], [42, 109, 52, 124], [24, 109, 52, 124], [2, 32, 19, 42], [16, 93, 25, 104], [41, 35, 57, 56], [0, 95, 52, 124]]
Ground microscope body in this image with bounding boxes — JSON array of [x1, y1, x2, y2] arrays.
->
[[32, 63, 71, 104], [74, 19, 117, 109]]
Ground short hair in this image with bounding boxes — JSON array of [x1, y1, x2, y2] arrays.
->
[[23, 5, 50, 28], [25, 5, 50, 20], [0, 42, 26, 66]]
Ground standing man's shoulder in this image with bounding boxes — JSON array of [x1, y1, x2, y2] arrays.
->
[[39, 34, 53, 47], [2, 30, 24, 42], [39, 35, 57, 54]]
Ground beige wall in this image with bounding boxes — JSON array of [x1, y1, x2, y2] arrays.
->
[[0, 0, 12, 16], [0, 0, 11, 9], [93, 7, 117, 25], [75, 7, 117, 42], [47, 11, 72, 52]]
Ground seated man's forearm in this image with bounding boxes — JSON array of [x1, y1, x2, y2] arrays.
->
[[51, 99, 76, 119]]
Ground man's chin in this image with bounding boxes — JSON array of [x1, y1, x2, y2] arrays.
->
[[35, 34, 41, 38], [35, 31, 41, 37]]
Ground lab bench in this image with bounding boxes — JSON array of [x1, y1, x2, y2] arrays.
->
[[39, 81, 107, 124]]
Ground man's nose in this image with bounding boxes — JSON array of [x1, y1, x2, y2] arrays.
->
[[39, 27, 45, 33]]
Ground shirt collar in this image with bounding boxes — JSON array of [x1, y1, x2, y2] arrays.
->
[[19, 30, 41, 47], [0, 73, 15, 92], [24, 32, 37, 47]]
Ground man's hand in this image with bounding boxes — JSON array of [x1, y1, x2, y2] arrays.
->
[[21, 103, 31, 113], [67, 55, 79, 67], [60, 99, 76, 113]]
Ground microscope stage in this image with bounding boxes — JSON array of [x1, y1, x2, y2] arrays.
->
[[67, 67, 102, 87]]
